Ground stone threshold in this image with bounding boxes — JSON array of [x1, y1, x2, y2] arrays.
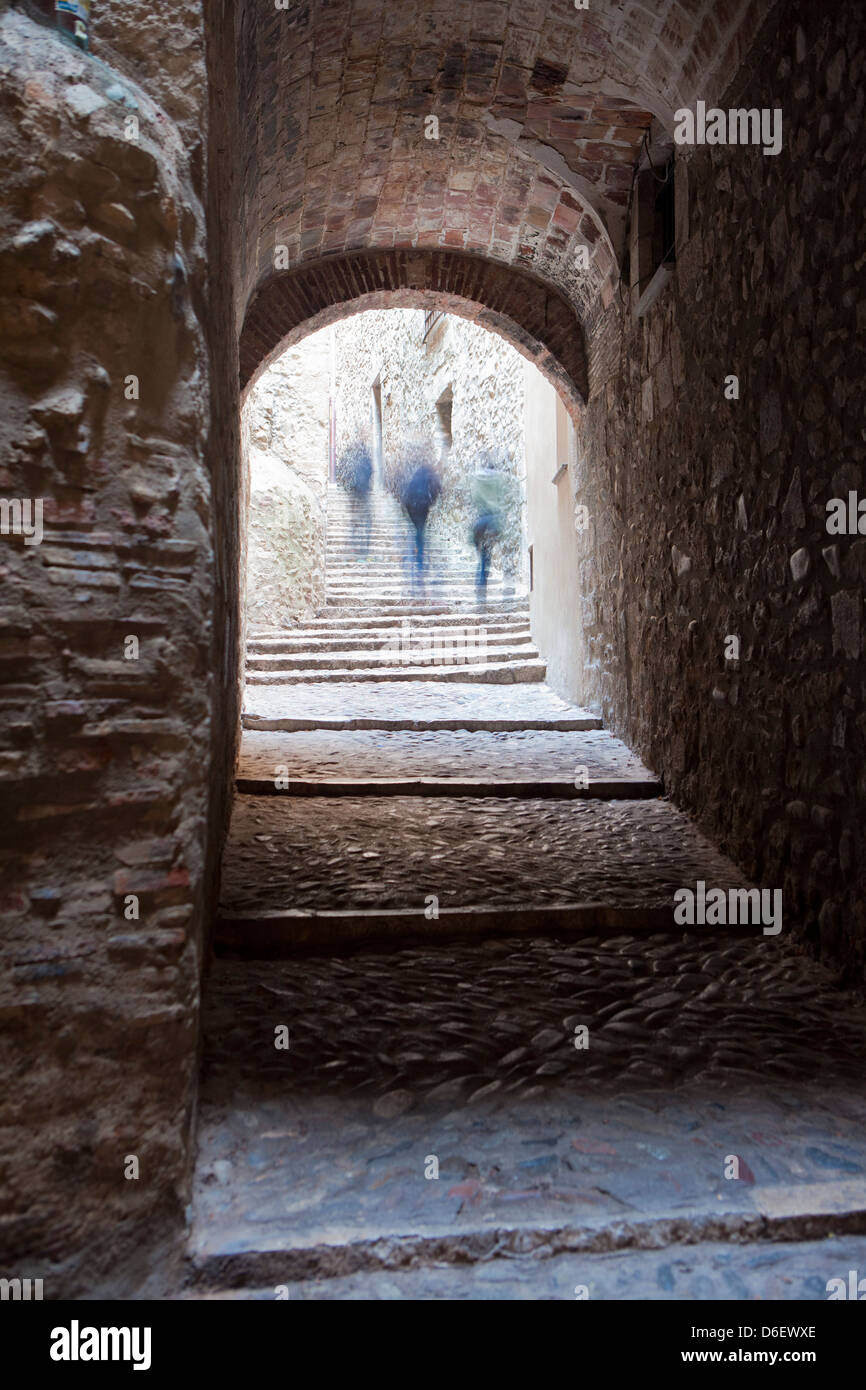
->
[[186, 1192, 866, 1291], [243, 714, 603, 732], [215, 902, 762, 954], [246, 662, 547, 685]]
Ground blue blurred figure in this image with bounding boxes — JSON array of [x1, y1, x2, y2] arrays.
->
[[343, 442, 373, 558]]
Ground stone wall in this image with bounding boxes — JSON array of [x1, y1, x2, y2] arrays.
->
[[242, 327, 330, 630], [575, 0, 866, 974], [334, 309, 526, 576], [0, 7, 217, 1295]]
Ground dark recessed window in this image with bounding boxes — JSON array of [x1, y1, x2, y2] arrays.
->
[[655, 156, 676, 269]]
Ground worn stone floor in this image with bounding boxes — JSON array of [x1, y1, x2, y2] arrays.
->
[[243, 679, 601, 730], [238, 728, 656, 784], [190, 933, 866, 1296], [221, 795, 749, 916]]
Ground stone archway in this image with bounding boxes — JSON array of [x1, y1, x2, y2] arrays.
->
[[239, 249, 590, 414]]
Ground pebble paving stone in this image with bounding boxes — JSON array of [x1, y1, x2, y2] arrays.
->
[[196, 491, 866, 1299], [219, 794, 750, 915], [243, 680, 602, 730], [189, 936, 866, 1293], [238, 728, 657, 785]]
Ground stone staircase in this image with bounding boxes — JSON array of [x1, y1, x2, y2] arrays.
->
[[191, 477, 866, 1305], [245, 484, 542, 686]]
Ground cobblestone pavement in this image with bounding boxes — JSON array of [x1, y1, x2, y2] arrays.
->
[[244, 680, 599, 729], [238, 728, 656, 784], [203, 935, 863, 1103], [210, 574, 866, 1299], [220, 795, 748, 915], [191, 936, 866, 1291]]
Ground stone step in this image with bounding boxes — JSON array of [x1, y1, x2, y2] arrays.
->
[[325, 547, 491, 564], [326, 527, 462, 536], [189, 1233, 866, 1302], [326, 500, 402, 511], [248, 630, 529, 651], [325, 592, 517, 608], [327, 528, 481, 538], [325, 557, 485, 569], [246, 630, 533, 656], [242, 679, 598, 731], [236, 775, 662, 800], [216, 792, 755, 945], [326, 516, 404, 525], [238, 727, 658, 786], [249, 617, 531, 640], [326, 565, 486, 578], [326, 534, 404, 545], [216, 901, 688, 954], [326, 514, 409, 523], [320, 606, 530, 622], [244, 711, 601, 731], [249, 612, 530, 636], [246, 658, 548, 685], [190, 936, 866, 1301], [326, 493, 400, 504], [247, 642, 539, 670], [324, 586, 516, 599], [325, 569, 514, 581], [326, 523, 405, 532], [324, 593, 517, 605], [325, 578, 514, 591]]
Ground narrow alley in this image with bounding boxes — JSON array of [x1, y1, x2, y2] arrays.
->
[[3, 0, 865, 1331]]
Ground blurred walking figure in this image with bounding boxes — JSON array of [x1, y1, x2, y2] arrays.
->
[[400, 456, 442, 594], [343, 442, 373, 558], [470, 456, 507, 601]]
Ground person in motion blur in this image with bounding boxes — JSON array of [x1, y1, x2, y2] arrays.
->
[[400, 455, 442, 595], [342, 442, 373, 559], [470, 454, 507, 602]]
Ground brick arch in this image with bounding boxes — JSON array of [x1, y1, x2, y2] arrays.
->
[[240, 249, 590, 411]]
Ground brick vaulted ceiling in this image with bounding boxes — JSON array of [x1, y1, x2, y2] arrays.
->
[[235, 0, 766, 392]]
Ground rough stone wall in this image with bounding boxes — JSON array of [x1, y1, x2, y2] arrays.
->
[[202, 0, 243, 948], [16, 0, 207, 161], [335, 309, 526, 575], [0, 8, 216, 1294], [575, 0, 866, 973], [243, 328, 330, 629], [92, 1, 206, 152]]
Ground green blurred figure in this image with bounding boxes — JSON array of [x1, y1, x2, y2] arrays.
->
[[470, 458, 508, 600]]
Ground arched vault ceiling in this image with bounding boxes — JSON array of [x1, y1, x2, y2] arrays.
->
[[234, 0, 766, 334]]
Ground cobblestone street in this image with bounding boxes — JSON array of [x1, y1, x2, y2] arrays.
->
[[221, 795, 749, 915], [192, 935, 866, 1296], [190, 487, 866, 1300]]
